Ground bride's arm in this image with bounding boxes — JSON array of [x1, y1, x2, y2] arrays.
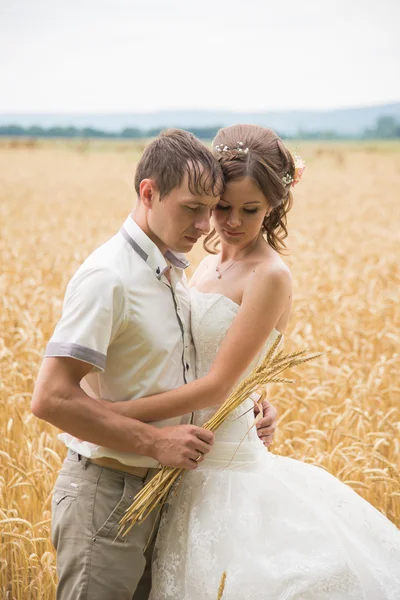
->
[[99, 264, 291, 422]]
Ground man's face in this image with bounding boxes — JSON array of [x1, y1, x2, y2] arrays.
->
[[148, 173, 219, 254]]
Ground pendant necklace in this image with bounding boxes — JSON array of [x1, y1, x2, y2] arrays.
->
[[215, 259, 238, 279], [216, 237, 257, 279]]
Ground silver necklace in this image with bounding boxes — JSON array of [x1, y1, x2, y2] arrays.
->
[[215, 259, 238, 279], [215, 238, 257, 279]]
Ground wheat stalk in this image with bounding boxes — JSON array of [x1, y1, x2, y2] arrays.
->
[[217, 571, 227, 599], [119, 335, 322, 535]]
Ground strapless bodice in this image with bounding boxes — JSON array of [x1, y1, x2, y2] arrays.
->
[[190, 287, 281, 445]]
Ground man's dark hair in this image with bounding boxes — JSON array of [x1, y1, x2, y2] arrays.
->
[[134, 129, 224, 199]]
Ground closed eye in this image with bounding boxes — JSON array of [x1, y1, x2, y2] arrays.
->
[[215, 204, 258, 214]]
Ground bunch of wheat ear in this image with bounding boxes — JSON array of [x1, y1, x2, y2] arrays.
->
[[119, 334, 322, 536]]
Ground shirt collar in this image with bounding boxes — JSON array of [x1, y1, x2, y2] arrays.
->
[[120, 215, 190, 279]]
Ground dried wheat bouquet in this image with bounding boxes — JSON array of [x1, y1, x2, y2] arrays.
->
[[119, 334, 322, 536]]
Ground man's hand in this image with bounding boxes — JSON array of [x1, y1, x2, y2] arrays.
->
[[255, 399, 278, 447], [151, 425, 215, 470]]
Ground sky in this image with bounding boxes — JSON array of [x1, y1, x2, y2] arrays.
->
[[1, 0, 399, 113]]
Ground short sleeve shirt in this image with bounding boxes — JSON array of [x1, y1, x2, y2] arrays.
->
[[45, 215, 195, 467]]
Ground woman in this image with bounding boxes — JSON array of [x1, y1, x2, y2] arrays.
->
[[110, 125, 400, 598]]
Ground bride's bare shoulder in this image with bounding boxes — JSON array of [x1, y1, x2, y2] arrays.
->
[[244, 253, 292, 302], [250, 250, 291, 282]]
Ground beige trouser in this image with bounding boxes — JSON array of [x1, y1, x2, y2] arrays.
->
[[51, 450, 159, 600]]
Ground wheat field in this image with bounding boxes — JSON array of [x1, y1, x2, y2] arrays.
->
[[0, 139, 399, 599]]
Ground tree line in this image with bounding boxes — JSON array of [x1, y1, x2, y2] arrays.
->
[[0, 125, 220, 140], [0, 116, 399, 140]]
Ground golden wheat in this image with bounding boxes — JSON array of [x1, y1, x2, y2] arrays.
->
[[0, 140, 399, 598], [217, 571, 227, 599], [119, 339, 322, 534]]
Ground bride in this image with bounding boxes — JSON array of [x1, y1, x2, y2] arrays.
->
[[107, 125, 400, 599]]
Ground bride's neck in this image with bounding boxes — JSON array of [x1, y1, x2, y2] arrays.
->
[[219, 235, 262, 263]]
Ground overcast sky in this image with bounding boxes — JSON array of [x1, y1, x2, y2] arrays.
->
[[1, 0, 399, 113]]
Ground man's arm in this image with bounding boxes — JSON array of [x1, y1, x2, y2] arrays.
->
[[31, 356, 214, 470], [98, 390, 278, 447]]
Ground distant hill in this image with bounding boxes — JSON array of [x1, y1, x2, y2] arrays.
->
[[1, 103, 400, 136]]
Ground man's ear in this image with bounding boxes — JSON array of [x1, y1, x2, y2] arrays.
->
[[139, 179, 158, 208]]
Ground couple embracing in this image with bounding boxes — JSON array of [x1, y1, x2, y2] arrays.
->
[[32, 125, 400, 599]]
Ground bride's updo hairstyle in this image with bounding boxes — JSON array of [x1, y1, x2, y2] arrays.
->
[[204, 124, 295, 255]]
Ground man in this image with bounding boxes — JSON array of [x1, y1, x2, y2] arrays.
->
[[32, 129, 277, 599]]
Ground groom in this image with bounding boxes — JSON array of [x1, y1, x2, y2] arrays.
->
[[31, 129, 278, 600]]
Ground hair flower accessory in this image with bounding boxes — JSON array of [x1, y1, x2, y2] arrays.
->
[[215, 141, 249, 154], [282, 173, 293, 185], [282, 153, 306, 187], [293, 155, 306, 186]]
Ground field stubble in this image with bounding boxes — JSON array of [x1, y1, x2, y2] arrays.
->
[[0, 141, 399, 598]]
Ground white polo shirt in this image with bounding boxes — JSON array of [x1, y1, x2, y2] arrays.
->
[[45, 215, 195, 467]]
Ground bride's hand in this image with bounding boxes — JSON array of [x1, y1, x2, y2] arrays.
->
[[255, 399, 278, 447]]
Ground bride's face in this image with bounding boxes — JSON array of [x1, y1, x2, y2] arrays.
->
[[213, 177, 270, 247]]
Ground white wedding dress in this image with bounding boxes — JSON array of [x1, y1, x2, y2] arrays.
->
[[149, 288, 400, 600]]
